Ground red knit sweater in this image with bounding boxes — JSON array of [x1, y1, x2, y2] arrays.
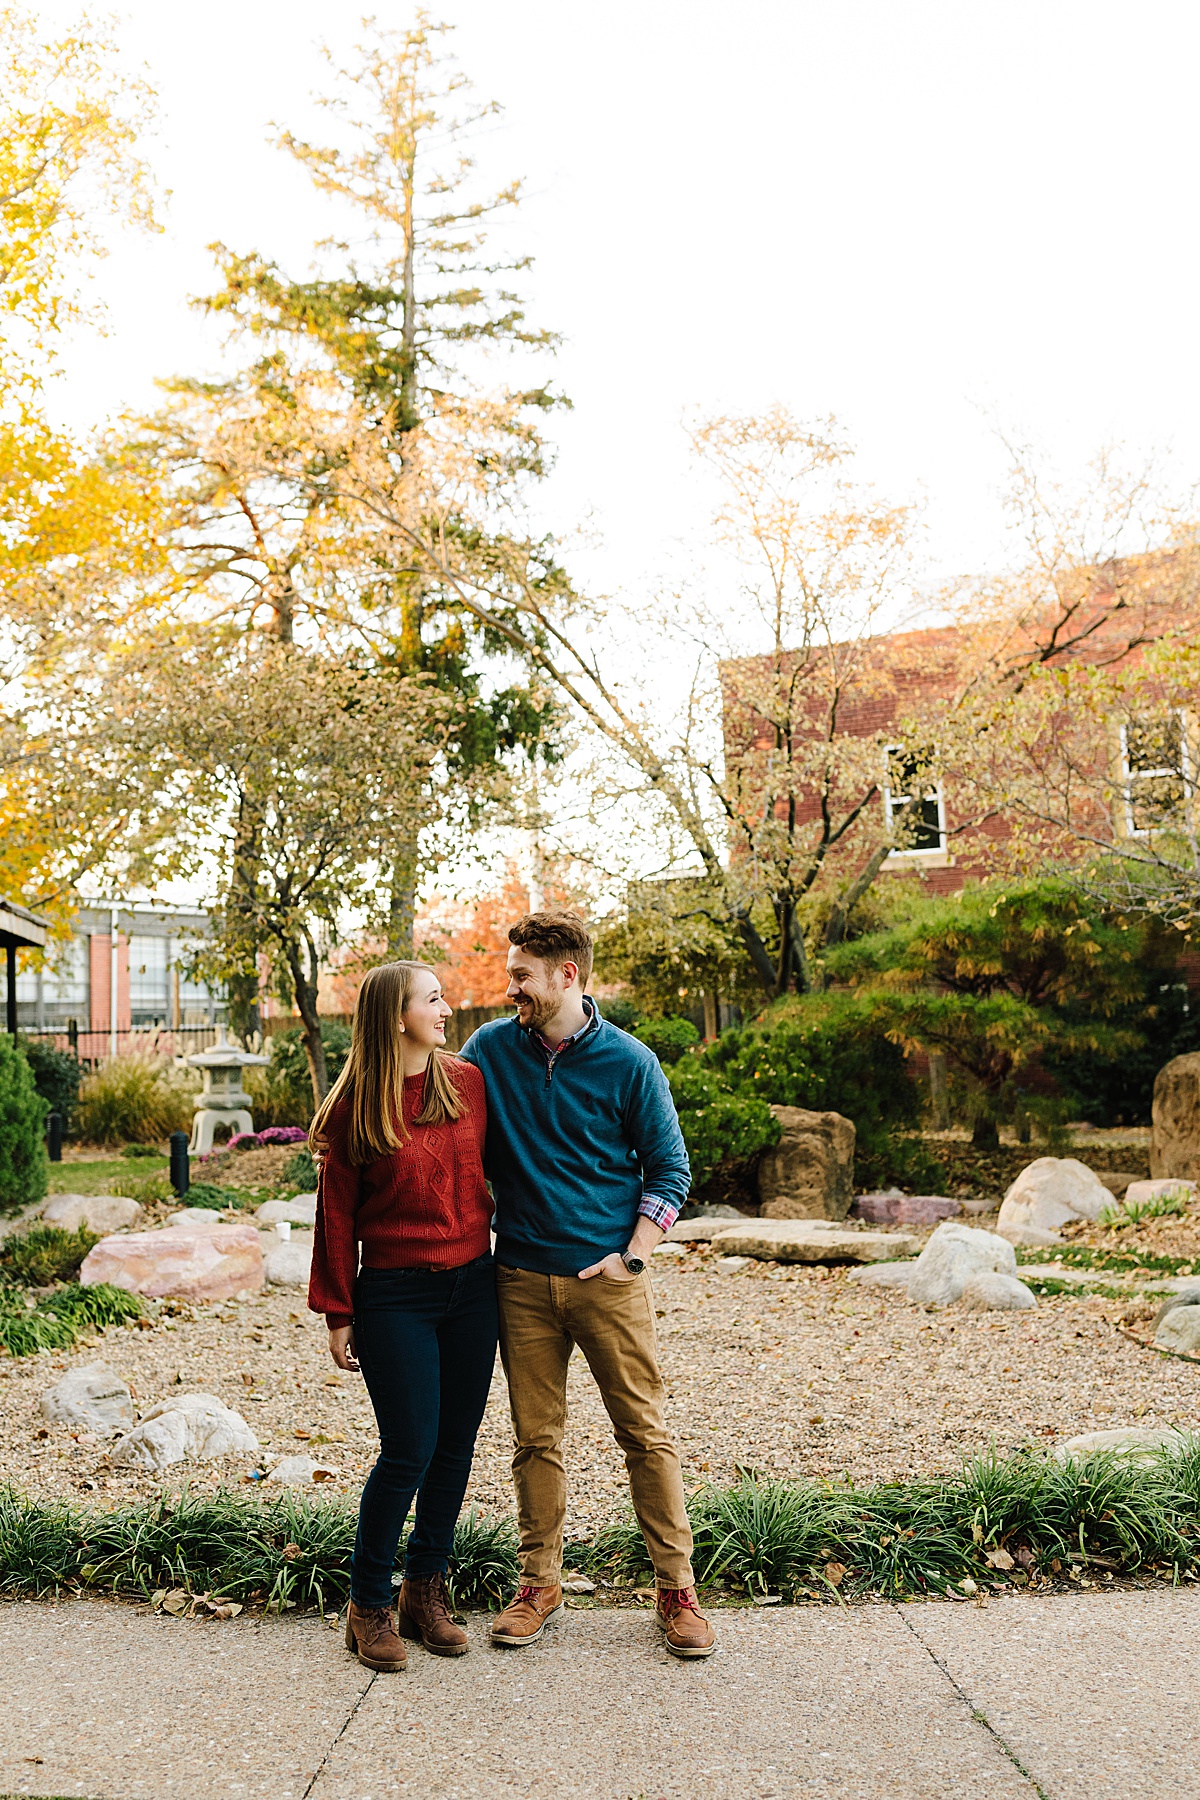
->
[[308, 1058, 491, 1328]]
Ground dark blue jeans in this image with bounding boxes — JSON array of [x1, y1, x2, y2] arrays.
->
[[350, 1255, 498, 1609]]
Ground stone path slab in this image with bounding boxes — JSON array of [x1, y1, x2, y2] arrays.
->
[[903, 1589, 1200, 1799], [312, 1605, 1029, 1799], [2, 1591, 1200, 1799], [0, 1600, 368, 1800]]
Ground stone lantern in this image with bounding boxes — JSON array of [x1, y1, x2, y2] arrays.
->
[[186, 1028, 271, 1155]]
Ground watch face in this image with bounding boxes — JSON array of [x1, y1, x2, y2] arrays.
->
[[624, 1255, 646, 1275]]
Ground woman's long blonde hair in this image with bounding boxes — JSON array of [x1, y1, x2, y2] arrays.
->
[[309, 961, 464, 1165]]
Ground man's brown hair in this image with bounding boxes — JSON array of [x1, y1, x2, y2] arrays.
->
[[507, 909, 594, 985]]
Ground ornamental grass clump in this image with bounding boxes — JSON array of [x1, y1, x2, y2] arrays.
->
[[0, 1223, 98, 1286], [74, 1053, 195, 1147]]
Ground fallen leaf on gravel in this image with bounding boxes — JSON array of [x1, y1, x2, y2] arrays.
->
[[197, 1598, 243, 1619], [957, 1577, 977, 1595], [293, 1429, 312, 1439], [824, 1561, 846, 1586], [985, 1548, 1015, 1570], [161, 1589, 189, 1616], [562, 1575, 595, 1594]]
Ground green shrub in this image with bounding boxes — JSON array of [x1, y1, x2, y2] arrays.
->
[[74, 1053, 196, 1147], [0, 1224, 98, 1286], [666, 1060, 780, 1189], [0, 1037, 48, 1215], [281, 1147, 317, 1191], [120, 1142, 160, 1159], [598, 997, 640, 1032], [698, 992, 941, 1189], [19, 1038, 81, 1133], [633, 1016, 701, 1064]]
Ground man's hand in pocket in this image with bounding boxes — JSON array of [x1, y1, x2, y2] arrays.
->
[[578, 1253, 637, 1281]]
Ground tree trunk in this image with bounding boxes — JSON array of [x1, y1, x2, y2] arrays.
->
[[971, 1112, 1000, 1151], [789, 914, 813, 995], [928, 1051, 950, 1129], [386, 828, 420, 959], [285, 936, 329, 1107], [702, 990, 718, 1040], [823, 840, 896, 948], [734, 910, 780, 998]]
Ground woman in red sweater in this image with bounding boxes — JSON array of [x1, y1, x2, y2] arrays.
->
[[309, 961, 495, 1673]]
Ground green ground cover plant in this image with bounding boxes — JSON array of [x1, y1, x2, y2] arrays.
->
[[0, 1488, 516, 1610], [0, 1282, 142, 1356], [4, 1449, 1199, 1609]]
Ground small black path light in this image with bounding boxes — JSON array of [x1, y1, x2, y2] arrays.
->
[[169, 1130, 190, 1198], [46, 1112, 62, 1162]]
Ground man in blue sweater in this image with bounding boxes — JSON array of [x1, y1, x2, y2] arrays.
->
[[459, 909, 716, 1658]]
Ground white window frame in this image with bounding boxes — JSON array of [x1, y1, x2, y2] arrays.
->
[[1120, 712, 1190, 838], [883, 744, 947, 858]]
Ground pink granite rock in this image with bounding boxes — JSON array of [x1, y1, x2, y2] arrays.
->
[[79, 1224, 264, 1301], [852, 1194, 961, 1225]]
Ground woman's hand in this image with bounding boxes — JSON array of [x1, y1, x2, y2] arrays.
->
[[328, 1325, 360, 1372]]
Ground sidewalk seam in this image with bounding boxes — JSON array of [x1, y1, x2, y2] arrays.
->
[[895, 1606, 1052, 1800], [302, 1670, 377, 1799]]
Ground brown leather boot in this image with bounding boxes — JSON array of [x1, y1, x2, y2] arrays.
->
[[489, 1582, 564, 1647], [344, 1600, 408, 1672], [395, 1573, 469, 1657], [656, 1587, 717, 1658]]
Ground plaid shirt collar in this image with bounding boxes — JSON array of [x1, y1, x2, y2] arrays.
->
[[530, 994, 600, 1062]]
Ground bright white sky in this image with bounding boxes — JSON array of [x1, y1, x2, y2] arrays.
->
[[38, 0, 1200, 609]]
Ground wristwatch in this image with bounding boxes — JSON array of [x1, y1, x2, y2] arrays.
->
[[621, 1252, 646, 1275]]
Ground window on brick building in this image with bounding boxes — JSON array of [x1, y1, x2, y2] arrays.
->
[[1121, 714, 1190, 836], [883, 748, 945, 854]]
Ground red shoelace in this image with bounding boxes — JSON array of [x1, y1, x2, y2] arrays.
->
[[657, 1587, 703, 1616]]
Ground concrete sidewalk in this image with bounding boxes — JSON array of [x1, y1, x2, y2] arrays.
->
[[0, 1589, 1195, 1799]]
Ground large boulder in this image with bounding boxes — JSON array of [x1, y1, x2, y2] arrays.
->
[[907, 1221, 1017, 1308], [756, 1107, 855, 1220], [80, 1223, 263, 1302], [1152, 1054, 1200, 1182], [108, 1393, 258, 1471], [41, 1193, 143, 1234], [256, 1194, 317, 1227], [996, 1157, 1110, 1243], [712, 1219, 920, 1264], [40, 1363, 134, 1438], [1154, 1303, 1200, 1355], [264, 1235, 313, 1287]]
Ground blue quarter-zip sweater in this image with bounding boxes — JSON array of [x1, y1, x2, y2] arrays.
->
[[458, 1007, 692, 1275]]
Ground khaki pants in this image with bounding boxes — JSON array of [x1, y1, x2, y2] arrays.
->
[[496, 1265, 695, 1589]]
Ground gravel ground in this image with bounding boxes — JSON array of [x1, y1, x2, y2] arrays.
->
[[3, 1240, 1197, 1535]]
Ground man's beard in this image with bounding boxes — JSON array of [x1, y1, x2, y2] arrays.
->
[[514, 992, 555, 1033]]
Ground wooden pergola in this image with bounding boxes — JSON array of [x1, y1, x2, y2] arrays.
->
[[0, 898, 48, 1040]]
